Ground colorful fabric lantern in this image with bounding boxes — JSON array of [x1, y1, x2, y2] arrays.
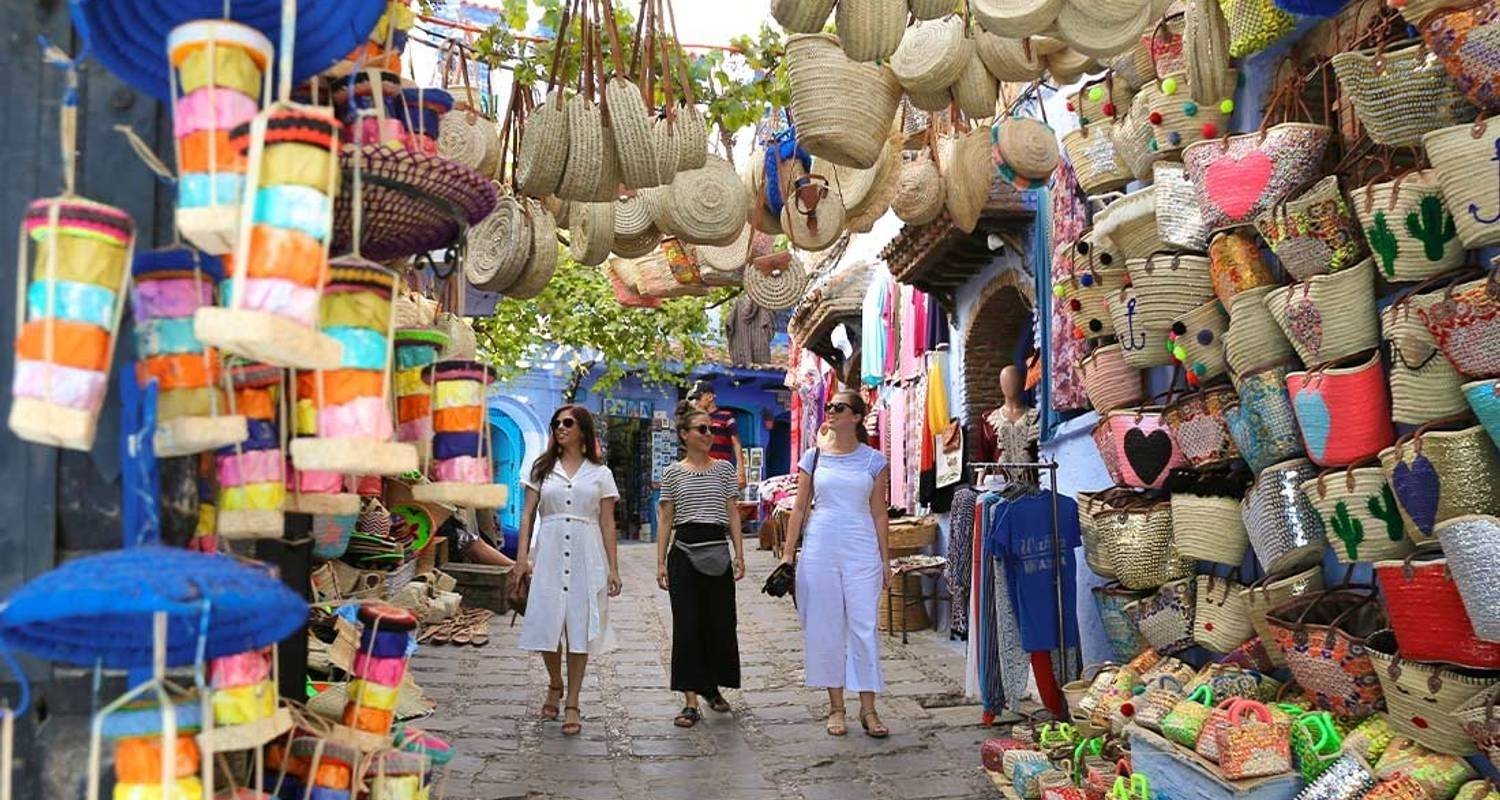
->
[[392, 328, 448, 458], [216, 362, 286, 539], [334, 603, 415, 749], [411, 360, 508, 508]]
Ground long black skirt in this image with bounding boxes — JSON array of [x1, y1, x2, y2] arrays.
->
[[667, 547, 741, 693]]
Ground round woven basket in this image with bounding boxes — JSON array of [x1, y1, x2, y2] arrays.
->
[[1421, 121, 1500, 248], [996, 116, 1059, 180], [781, 192, 845, 251], [1351, 170, 1465, 283], [611, 228, 660, 259], [516, 89, 568, 197], [465, 194, 532, 292], [1265, 258, 1379, 367], [614, 194, 656, 237], [638, 185, 678, 236], [1046, 48, 1098, 85], [835, 0, 907, 62], [675, 104, 709, 172], [1106, 38, 1157, 90], [974, 30, 1047, 81], [911, 0, 957, 19], [1063, 123, 1133, 195], [1171, 493, 1249, 565], [593, 123, 621, 202], [1224, 286, 1296, 380], [907, 88, 953, 112], [1169, 299, 1230, 382], [1301, 466, 1414, 564], [606, 78, 661, 190], [973, 0, 1065, 38], [952, 45, 1000, 119], [568, 201, 615, 267], [1331, 40, 1475, 148], [437, 108, 496, 173], [945, 128, 992, 233], [891, 16, 969, 95], [696, 224, 756, 285], [1148, 71, 1234, 155], [771, 0, 838, 32], [508, 199, 558, 300], [653, 116, 681, 188], [1079, 343, 1144, 412], [1056, 0, 1155, 59], [1381, 286, 1468, 425], [557, 94, 606, 201], [787, 34, 903, 170], [744, 253, 808, 310], [892, 155, 945, 225], [668, 154, 750, 247], [1094, 186, 1158, 256]]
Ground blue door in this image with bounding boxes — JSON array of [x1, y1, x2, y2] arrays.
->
[[488, 410, 527, 543]]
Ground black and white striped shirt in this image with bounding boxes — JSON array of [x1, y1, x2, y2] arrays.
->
[[661, 460, 737, 526]]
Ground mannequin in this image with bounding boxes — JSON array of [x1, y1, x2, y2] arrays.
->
[[981, 365, 1039, 483]]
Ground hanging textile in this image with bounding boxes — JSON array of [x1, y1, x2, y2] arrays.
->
[[861, 277, 889, 387], [989, 490, 1082, 653], [969, 490, 1031, 715], [949, 485, 977, 638], [926, 293, 951, 349], [1048, 160, 1091, 411], [727, 294, 774, 366], [919, 353, 958, 512]]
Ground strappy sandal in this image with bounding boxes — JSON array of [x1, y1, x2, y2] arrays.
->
[[704, 692, 731, 714], [429, 616, 460, 646], [860, 710, 889, 738], [825, 710, 847, 737], [453, 609, 493, 646], [561, 706, 583, 736], [674, 706, 701, 728], [540, 684, 563, 721]]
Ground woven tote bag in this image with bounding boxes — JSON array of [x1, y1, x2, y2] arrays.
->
[[1263, 589, 1388, 718], [1168, 300, 1230, 386], [1245, 565, 1324, 669], [507, 200, 559, 300], [1301, 463, 1412, 564], [1332, 40, 1475, 148], [890, 16, 968, 96], [1078, 344, 1143, 413], [1093, 188, 1160, 260], [1465, 378, 1500, 451], [1377, 548, 1500, 669], [606, 77, 662, 190], [1226, 361, 1305, 474], [770, 0, 836, 33], [1217, 700, 1293, 779], [944, 128, 993, 234], [1066, 260, 1129, 340], [556, 93, 607, 202], [1154, 161, 1211, 251], [1161, 685, 1217, 747], [1114, 86, 1164, 182], [835, 0, 906, 62], [1383, 282, 1469, 426], [1100, 501, 1191, 590], [1287, 353, 1396, 469], [1096, 406, 1189, 490], [516, 89, 568, 198], [786, 34, 902, 170], [1147, 71, 1235, 155], [1265, 259, 1380, 368], [1254, 175, 1369, 281], [1421, 1, 1500, 115], [1163, 383, 1239, 467], [1207, 227, 1275, 306], [1093, 583, 1151, 661], [1419, 271, 1500, 380], [1217, 0, 1296, 57], [892, 153, 945, 226], [1438, 515, 1500, 643], [1379, 423, 1500, 542], [1224, 287, 1297, 382], [1063, 125, 1133, 195], [1171, 492, 1249, 565], [1368, 629, 1498, 755], [464, 194, 531, 293], [1110, 254, 1215, 369], [1424, 120, 1500, 247], [1125, 578, 1196, 653], [1194, 572, 1255, 653], [1129, 675, 1188, 734], [1456, 684, 1500, 766], [567, 201, 614, 267], [1243, 458, 1327, 574], [1068, 75, 1135, 127], [1354, 170, 1464, 283], [1372, 738, 1480, 799], [1082, 494, 1124, 578], [1183, 123, 1332, 230]]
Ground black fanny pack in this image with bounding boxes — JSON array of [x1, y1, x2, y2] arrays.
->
[[673, 523, 730, 576]]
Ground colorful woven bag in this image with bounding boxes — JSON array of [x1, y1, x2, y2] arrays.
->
[[1378, 421, 1500, 541], [1167, 302, 1231, 388], [1128, 675, 1187, 733], [1286, 352, 1396, 468], [1226, 362, 1306, 474], [1208, 227, 1276, 306], [1216, 700, 1292, 779], [1193, 571, 1255, 654], [1290, 710, 1344, 781], [1265, 259, 1381, 369], [1420, 1, 1500, 115], [1124, 577, 1196, 652], [1331, 40, 1477, 148], [1078, 344, 1144, 414], [1093, 407, 1188, 490], [1243, 458, 1327, 574], [1375, 548, 1500, 669], [1218, 0, 1296, 57], [1383, 279, 1470, 426], [1373, 736, 1479, 799], [1161, 685, 1215, 747], [1106, 502, 1192, 591], [1418, 271, 1500, 379], [1092, 583, 1151, 662], [1263, 588, 1388, 718], [1183, 123, 1331, 229], [1245, 565, 1325, 669], [1162, 383, 1238, 467], [1345, 714, 1396, 764], [1456, 685, 1500, 767], [1463, 379, 1500, 450], [1353, 170, 1465, 283], [1255, 175, 1370, 281]]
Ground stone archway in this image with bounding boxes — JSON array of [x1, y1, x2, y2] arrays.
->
[[962, 269, 1036, 429]]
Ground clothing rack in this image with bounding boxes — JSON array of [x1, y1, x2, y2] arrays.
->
[[969, 459, 1075, 692]]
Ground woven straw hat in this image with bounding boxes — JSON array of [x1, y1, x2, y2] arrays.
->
[[952, 45, 1000, 119], [557, 94, 607, 201], [974, 31, 1047, 81], [508, 199, 559, 300], [781, 177, 846, 251], [516, 90, 568, 197], [891, 16, 970, 95], [893, 155, 945, 225], [835, 0, 907, 62], [771, 0, 838, 32], [569, 201, 615, 267], [606, 77, 662, 189], [668, 154, 751, 247], [744, 252, 809, 310], [1056, 0, 1154, 59], [465, 193, 532, 292], [973, 0, 1065, 38], [946, 129, 993, 233], [912, 0, 959, 19], [997, 116, 1060, 179]]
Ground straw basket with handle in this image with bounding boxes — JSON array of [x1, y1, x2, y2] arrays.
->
[[1301, 459, 1412, 564], [786, 34, 903, 170], [1331, 38, 1475, 148], [1353, 169, 1464, 283], [835, 0, 907, 62], [1423, 118, 1500, 247], [1383, 273, 1471, 425], [1264, 258, 1380, 368]]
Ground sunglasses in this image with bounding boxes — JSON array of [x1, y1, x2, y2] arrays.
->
[[552, 417, 577, 430], [825, 402, 853, 414], [687, 424, 710, 435]]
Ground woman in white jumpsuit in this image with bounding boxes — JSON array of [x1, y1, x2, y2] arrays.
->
[[514, 404, 623, 736], [779, 390, 893, 738]]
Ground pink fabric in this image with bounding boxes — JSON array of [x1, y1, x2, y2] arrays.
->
[[432, 456, 490, 483], [317, 397, 392, 439], [889, 387, 907, 507], [216, 449, 283, 487], [396, 418, 431, 443], [912, 289, 929, 355], [173, 88, 259, 139], [230, 277, 318, 325], [290, 468, 343, 493], [352, 652, 407, 686], [350, 118, 407, 148], [12, 359, 107, 411], [133, 278, 215, 320], [211, 649, 272, 689], [1048, 159, 1092, 411]]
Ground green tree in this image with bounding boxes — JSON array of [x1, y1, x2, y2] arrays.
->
[[473, 246, 736, 400]]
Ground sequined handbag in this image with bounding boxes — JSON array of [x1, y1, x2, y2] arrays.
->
[[1243, 459, 1327, 575], [1155, 161, 1211, 251], [1218, 0, 1297, 57], [1124, 578, 1196, 654], [1183, 123, 1331, 228], [1013, 758, 1057, 799], [1208, 227, 1276, 306], [1161, 684, 1215, 748], [1296, 754, 1379, 800], [1254, 175, 1369, 281], [1437, 514, 1500, 645], [1379, 422, 1500, 543], [1128, 675, 1187, 734], [1375, 547, 1500, 669]]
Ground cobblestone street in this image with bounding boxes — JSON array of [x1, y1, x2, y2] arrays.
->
[[408, 543, 1010, 800]]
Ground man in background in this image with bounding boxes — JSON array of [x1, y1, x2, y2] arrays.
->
[[689, 381, 748, 490]]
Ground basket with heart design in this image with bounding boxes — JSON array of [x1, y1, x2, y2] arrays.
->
[[1301, 461, 1413, 565], [1418, 270, 1500, 380], [1378, 547, 1500, 670], [1383, 277, 1471, 426], [1094, 405, 1189, 490], [1183, 123, 1332, 230], [1287, 352, 1396, 468], [1353, 170, 1465, 284], [1420, 1, 1500, 116], [1367, 628, 1500, 755], [1423, 119, 1500, 247], [1168, 300, 1230, 386], [1378, 421, 1500, 542], [1244, 458, 1327, 574], [1254, 175, 1369, 282], [1265, 258, 1380, 368], [1163, 383, 1240, 469]]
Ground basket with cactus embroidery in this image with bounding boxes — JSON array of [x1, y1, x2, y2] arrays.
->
[[1352, 170, 1464, 284], [1300, 460, 1413, 564], [1183, 123, 1332, 230], [1254, 175, 1369, 282], [1418, 270, 1500, 380]]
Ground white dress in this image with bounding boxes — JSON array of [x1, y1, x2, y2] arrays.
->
[[517, 460, 618, 655]]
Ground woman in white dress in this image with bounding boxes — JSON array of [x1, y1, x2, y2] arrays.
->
[[514, 404, 623, 736]]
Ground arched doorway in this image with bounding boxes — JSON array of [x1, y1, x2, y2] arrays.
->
[[962, 270, 1036, 442], [486, 396, 548, 546]]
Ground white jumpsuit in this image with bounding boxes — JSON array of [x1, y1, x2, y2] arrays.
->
[[517, 460, 618, 655], [795, 444, 887, 692]]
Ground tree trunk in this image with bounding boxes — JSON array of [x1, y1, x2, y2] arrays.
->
[[563, 361, 596, 403]]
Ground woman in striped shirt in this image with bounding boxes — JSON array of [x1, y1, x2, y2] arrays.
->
[[657, 406, 746, 727]]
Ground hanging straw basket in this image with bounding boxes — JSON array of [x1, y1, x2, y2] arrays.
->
[[1423, 119, 1500, 247], [1254, 175, 1369, 282], [668, 155, 750, 247], [1382, 283, 1469, 426], [557, 94, 607, 202], [1113, 88, 1163, 182], [834, 0, 907, 62], [1332, 40, 1475, 148], [892, 154, 945, 225], [1172, 493, 1249, 565], [1265, 259, 1380, 367], [952, 46, 1000, 119], [1153, 159, 1211, 251], [944, 128, 991, 234], [1093, 187, 1160, 259], [781, 180, 845, 251], [568, 201, 615, 267], [1224, 287, 1296, 381], [465, 194, 531, 293], [743, 252, 807, 310], [516, 89, 568, 198], [891, 16, 969, 95], [911, 0, 957, 18], [1066, 254, 1129, 340], [1063, 124, 1133, 195], [1208, 227, 1276, 306], [605, 78, 661, 190], [1056, 0, 1157, 60], [437, 107, 497, 174], [507, 199, 558, 300], [1352, 170, 1464, 283], [1147, 71, 1235, 156], [787, 35, 902, 170], [1110, 253, 1215, 368], [1169, 299, 1230, 384], [1194, 573, 1255, 653], [1300, 463, 1413, 565], [771, 0, 838, 32], [1079, 344, 1143, 413], [1379, 422, 1500, 541], [972, 0, 1065, 38], [974, 30, 1047, 81]]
